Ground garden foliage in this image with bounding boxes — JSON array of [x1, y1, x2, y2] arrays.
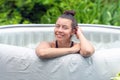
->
[[0, 0, 120, 26]]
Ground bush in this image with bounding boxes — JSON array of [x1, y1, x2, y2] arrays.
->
[[111, 72, 120, 80], [0, 0, 120, 26]]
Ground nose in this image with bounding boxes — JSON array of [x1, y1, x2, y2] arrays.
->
[[58, 27, 63, 32]]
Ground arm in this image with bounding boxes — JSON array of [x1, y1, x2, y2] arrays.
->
[[75, 27, 95, 57], [35, 42, 79, 58]]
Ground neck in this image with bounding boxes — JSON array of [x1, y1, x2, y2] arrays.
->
[[56, 40, 71, 48]]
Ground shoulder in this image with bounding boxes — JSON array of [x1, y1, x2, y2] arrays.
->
[[72, 42, 81, 48], [49, 41, 56, 48], [36, 41, 51, 48], [39, 41, 50, 45], [37, 41, 55, 48], [72, 41, 79, 45]]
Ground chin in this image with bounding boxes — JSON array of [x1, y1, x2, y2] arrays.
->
[[56, 38, 63, 41], [56, 39, 63, 41]]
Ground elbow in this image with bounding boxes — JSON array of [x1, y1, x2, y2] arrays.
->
[[80, 48, 95, 57], [35, 48, 47, 58]]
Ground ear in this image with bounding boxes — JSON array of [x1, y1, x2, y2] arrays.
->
[[71, 28, 76, 35]]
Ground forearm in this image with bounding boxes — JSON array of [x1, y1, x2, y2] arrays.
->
[[36, 48, 74, 58], [78, 33, 95, 56]]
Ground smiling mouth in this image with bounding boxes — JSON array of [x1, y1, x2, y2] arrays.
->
[[56, 34, 63, 38]]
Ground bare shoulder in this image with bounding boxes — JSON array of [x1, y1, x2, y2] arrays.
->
[[37, 41, 56, 48], [37, 41, 51, 48], [49, 41, 56, 48], [72, 42, 81, 48], [73, 42, 79, 45]]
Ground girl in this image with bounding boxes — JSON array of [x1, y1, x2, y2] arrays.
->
[[35, 10, 95, 58]]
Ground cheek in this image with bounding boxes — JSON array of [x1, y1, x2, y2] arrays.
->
[[66, 31, 73, 37]]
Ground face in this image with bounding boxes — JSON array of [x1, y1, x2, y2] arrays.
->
[[54, 17, 74, 41]]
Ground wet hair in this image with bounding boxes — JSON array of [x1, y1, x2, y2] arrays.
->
[[59, 10, 78, 29]]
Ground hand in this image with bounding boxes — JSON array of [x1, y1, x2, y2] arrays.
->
[[71, 43, 80, 53], [75, 26, 83, 39]]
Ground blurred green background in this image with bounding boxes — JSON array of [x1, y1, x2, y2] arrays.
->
[[0, 0, 120, 26]]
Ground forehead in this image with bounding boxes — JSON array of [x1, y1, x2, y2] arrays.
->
[[56, 18, 72, 25]]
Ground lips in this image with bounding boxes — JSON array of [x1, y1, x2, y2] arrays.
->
[[55, 31, 64, 39], [56, 34, 63, 38]]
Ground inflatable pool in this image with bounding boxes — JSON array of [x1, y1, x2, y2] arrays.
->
[[0, 24, 120, 80], [0, 24, 120, 50]]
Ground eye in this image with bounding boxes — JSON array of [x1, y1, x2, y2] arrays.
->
[[55, 24, 60, 28], [63, 25, 68, 29]]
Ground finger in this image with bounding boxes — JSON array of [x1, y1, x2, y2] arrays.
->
[[75, 34, 79, 39]]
